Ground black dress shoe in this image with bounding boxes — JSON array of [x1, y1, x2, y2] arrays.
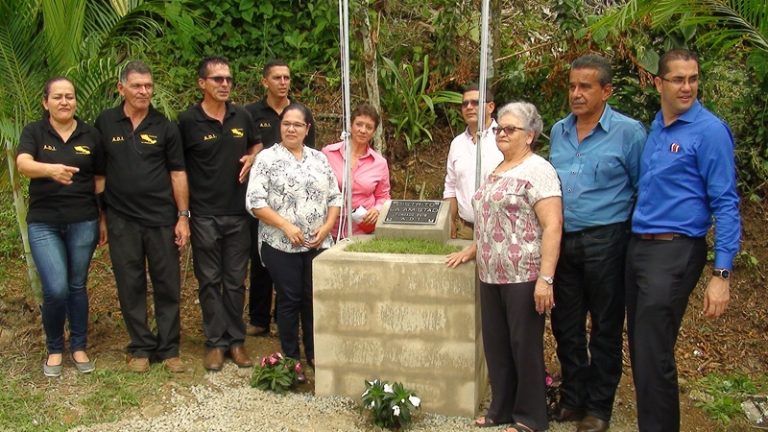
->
[[576, 415, 609, 432], [551, 405, 585, 422]]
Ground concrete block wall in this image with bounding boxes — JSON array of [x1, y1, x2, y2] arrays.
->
[[313, 238, 488, 417]]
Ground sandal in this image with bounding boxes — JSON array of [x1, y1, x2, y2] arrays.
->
[[473, 416, 499, 428]]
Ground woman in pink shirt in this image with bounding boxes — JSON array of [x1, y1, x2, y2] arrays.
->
[[322, 104, 391, 238]]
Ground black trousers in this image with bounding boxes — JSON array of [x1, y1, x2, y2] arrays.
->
[[625, 235, 707, 432], [190, 215, 250, 348], [480, 280, 548, 431], [260, 243, 318, 361], [551, 222, 628, 421], [248, 218, 274, 328], [107, 210, 181, 359]]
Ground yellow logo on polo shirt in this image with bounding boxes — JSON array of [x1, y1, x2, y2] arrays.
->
[[140, 134, 157, 145], [259, 122, 271, 129], [112, 136, 124, 142], [203, 134, 217, 141], [231, 128, 244, 138], [74, 145, 91, 155], [43, 144, 56, 151]]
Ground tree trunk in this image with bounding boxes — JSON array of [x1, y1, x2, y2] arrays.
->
[[489, 0, 501, 81], [361, 2, 385, 153], [4, 136, 41, 302]]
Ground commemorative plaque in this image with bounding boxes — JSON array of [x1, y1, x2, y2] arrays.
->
[[375, 199, 450, 242], [383, 200, 441, 225]]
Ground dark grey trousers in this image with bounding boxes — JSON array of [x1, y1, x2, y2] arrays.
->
[[190, 214, 250, 348]]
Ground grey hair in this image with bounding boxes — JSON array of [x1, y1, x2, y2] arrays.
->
[[496, 101, 543, 143], [120, 60, 152, 83]]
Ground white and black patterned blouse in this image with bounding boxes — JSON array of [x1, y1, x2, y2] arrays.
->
[[246, 144, 343, 253]]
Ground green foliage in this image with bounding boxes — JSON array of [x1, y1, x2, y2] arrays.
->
[[380, 55, 462, 150], [694, 373, 759, 424], [251, 352, 302, 394], [0, 372, 63, 432], [143, 0, 340, 111], [346, 237, 461, 255], [0, 362, 172, 431], [361, 379, 421, 430]]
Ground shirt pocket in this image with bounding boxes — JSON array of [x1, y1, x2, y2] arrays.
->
[[594, 158, 626, 187]]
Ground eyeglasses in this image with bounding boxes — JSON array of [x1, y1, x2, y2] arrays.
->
[[661, 75, 699, 87], [492, 125, 526, 136], [206, 76, 234, 84], [461, 99, 479, 108], [281, 121, 307, 129]]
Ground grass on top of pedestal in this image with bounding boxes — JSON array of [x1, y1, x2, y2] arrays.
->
[[344, 237, 461, 255]]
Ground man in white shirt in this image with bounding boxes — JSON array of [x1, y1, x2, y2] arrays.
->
[[443, 84, 503, 239]]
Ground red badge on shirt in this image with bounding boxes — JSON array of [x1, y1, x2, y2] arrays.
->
[[670, 142, 680, 153]]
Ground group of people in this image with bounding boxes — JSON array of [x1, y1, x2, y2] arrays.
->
[[19, 48, 738, 432], [446, 50, 740, 432], [18, 56, 390, 382]]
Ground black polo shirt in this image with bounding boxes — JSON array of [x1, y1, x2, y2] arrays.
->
[[95, 104, 185, 227], [18, 116, 103, 223], [245, 96, 316, 149], [178, 102, 260, 216]]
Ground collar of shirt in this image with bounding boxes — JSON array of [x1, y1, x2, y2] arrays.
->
[[324, 141, 374, 161], [652, 99, 703, 129], [562, 103, 615, 139], [191, 101, 237, 123]]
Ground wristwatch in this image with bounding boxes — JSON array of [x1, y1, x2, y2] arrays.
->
[[712, 268, 730, 280], [178, 210, 191, 218], [539, 275, 554, 285]]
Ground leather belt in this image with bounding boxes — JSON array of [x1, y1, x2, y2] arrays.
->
[[636, 233, 681, 241]]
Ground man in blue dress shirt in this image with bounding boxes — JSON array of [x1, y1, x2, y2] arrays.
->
[[627, 49, 740, 432], [550, 54, 646, 432]]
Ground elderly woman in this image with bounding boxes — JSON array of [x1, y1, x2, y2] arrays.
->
[[321, 104, 391, 238], [17, 77, 106, 377], [446, 101, 562, 432], [246, 102, 341, 375]]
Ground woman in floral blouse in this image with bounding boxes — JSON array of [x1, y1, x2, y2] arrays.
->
[[446, 101, 562, 432], [246, 102, 342, 374]]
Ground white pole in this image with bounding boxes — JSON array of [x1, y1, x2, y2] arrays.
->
[[475, 0, 492, 190], [339, 0, 353, 239]]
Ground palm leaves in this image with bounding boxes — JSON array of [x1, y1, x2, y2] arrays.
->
[[592, 0, 768, 70], [0, 0, 186, 296]]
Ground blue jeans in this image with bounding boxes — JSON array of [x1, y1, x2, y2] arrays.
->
[[28, 219, 98, 354]]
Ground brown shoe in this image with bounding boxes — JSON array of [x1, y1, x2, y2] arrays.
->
[[551, 404, 585, 422], [229, 345, 253, 368], [126, 356, 150, 373], [203, 348, 224, 371], [576, 415, 609, 432], [163, 356, 186, 373], [246, 324, 269, 337]]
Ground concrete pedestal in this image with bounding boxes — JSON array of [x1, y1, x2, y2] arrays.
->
[[313, 237, 487, 417]]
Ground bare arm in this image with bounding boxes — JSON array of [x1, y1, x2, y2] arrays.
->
[[16, 153, 79, 185], [239, 143, 264, 184], [533, 196, 562, 314], [446, 197, 459, 239], [170, 170, 190, 249], [95, 175, 107, 246]]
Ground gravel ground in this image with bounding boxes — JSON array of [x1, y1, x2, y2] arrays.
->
[[69, 363, 637, 432]]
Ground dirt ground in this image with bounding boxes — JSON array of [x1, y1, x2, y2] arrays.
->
[[0, 135, 766, 431]]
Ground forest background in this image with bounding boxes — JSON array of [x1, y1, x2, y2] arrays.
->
[[0, 0, 766, 431]]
